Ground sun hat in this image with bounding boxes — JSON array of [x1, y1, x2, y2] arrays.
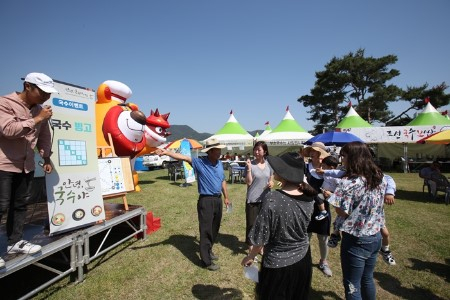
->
[[201, 138, 226, 153], [267, 152, 305, 184], [302, 142, 329, 159], [24, 72, 58, 94]]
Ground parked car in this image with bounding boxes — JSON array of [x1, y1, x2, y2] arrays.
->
[[142, 154, 174, 169]]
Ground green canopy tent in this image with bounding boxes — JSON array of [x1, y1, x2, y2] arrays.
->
[[203, 111, 254, 151], [407, 102, 450, 126], [336, 106, 373, 129], [258, 107, 313, 156]]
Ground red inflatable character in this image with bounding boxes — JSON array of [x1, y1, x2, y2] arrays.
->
[[102, 103, 147, 158], [138, 109, 171, 156]]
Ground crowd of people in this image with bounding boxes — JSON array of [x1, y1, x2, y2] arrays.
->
[[2, 72, 424, 299], [237, 141, 398, 299]]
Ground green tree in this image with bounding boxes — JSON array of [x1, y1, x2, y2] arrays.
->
[[298, 49, 402, 134], [386, 82, 450, 126]]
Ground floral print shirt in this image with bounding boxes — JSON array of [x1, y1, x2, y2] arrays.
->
[[328, 176, 386, 237]]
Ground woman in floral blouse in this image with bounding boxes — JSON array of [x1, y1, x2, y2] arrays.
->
[[327, 142, 386, 300]]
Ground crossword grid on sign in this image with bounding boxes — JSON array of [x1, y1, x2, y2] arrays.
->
[[58, 139, 87, 166]]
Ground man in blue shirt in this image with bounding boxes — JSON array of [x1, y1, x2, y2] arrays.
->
[[156, 138, 230, 271]]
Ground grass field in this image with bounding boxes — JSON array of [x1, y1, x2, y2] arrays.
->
[[34, 169, 450, 300]]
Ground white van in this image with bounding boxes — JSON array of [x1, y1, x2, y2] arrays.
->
[[142, 154, 173, 169]]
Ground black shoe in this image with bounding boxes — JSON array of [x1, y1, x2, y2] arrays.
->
[[210, 253, 218, 261], [206, 263, 220, 271]]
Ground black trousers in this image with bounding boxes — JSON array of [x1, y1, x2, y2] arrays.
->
[[258, 248, 312, 300], [0, 170, 34, 245], [245, 202, 262, 246], [197, 195, 223, 266]]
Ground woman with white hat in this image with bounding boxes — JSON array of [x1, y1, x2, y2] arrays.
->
[[241, 152, 316, 299], [302, 142, 333, 277]]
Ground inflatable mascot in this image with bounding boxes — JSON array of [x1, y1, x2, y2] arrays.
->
[[95, 80, 147, 158], [139, 109, 171, 156], [132, 109, 171, 192], [95, 80, 171, 192]]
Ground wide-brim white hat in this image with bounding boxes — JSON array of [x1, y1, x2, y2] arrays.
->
[[201, 138, 226, 153], [302, 142, 329, 159]]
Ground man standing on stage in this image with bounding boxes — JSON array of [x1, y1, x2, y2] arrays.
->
[[156, 138, 230, 271], [0, 72, 57, 268]]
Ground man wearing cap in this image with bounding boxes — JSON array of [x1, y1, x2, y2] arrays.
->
[[0, 72, 57, 267], [155, 138, 230, 271]]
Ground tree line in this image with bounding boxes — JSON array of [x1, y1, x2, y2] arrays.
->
[[297, 48, 450, 135]]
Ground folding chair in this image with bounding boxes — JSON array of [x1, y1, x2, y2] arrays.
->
[[228, 162, 241, 184], [430, 173, 450, 205]]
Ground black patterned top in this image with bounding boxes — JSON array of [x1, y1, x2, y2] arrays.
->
[[249, 190, 314, 268]]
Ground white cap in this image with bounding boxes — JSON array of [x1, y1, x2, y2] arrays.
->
[[24, 72, 58, 94]]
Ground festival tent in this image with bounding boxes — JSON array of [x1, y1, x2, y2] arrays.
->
[[203, 111, 254, 150], [258, 107, 313, 155], [336, 106, 372, 129], [258, 122, 272, 139], [407, 102, 450, 126], [417, 130, 450, 144], [334, 104, 450, 172]]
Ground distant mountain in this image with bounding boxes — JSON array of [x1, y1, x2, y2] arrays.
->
[[166, 125, 212, 142], [166, 125, 261, 142]]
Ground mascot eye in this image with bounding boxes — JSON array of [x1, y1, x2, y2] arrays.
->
[[155, 127, 163, 134]]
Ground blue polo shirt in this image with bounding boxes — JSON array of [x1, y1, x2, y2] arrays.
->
[[192, 157, 225, 196]]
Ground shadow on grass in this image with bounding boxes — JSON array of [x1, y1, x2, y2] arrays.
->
[[396, 189, 449, 205], [132, 234, 203, 267], [192, 284, 244, 299], [396, 189, 434, 204], [218, 232, 247, 256], [309, 289, 341, 299], [375, 271, 447, 300], [137, 180, 157, 185], [409, 258, 450, 283]]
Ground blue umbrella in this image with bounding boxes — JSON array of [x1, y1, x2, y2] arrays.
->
[[304, 131, 364, 146]]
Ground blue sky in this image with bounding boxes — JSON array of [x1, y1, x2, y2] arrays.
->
[[1, 1, 449, 134]]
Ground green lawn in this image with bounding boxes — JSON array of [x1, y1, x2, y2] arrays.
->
[[34, 170, 450, 300]]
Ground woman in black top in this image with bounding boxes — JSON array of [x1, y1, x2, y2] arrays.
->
[[241, 152, 317, 299]]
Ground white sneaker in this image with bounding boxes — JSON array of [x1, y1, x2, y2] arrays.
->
[[319, 262, 332, 277], [7, 240, 42, 255], [315, 211, 328, 221], [0, 257, 5, 268], [380, 249, 396, 266]]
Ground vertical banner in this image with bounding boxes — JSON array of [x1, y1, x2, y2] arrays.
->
[[180, 139, 196, 183], [44, 81, 105, 235]]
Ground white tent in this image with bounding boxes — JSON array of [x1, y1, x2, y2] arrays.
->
[[407, 102, 450, 126], [336, 106, 372, 128], [258, 107, 313, 150], [203, 111, 254, 150], [258, 122, 272, 139]]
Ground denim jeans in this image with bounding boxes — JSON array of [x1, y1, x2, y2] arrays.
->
[[0, 170, 34, 245], [340, 231, 382, 300]]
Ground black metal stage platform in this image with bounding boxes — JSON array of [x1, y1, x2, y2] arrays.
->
[[0, 202, 147, 300]]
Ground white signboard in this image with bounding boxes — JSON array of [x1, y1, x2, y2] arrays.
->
[[45, 81, 105, 235], [340, 125, 450, 143]]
